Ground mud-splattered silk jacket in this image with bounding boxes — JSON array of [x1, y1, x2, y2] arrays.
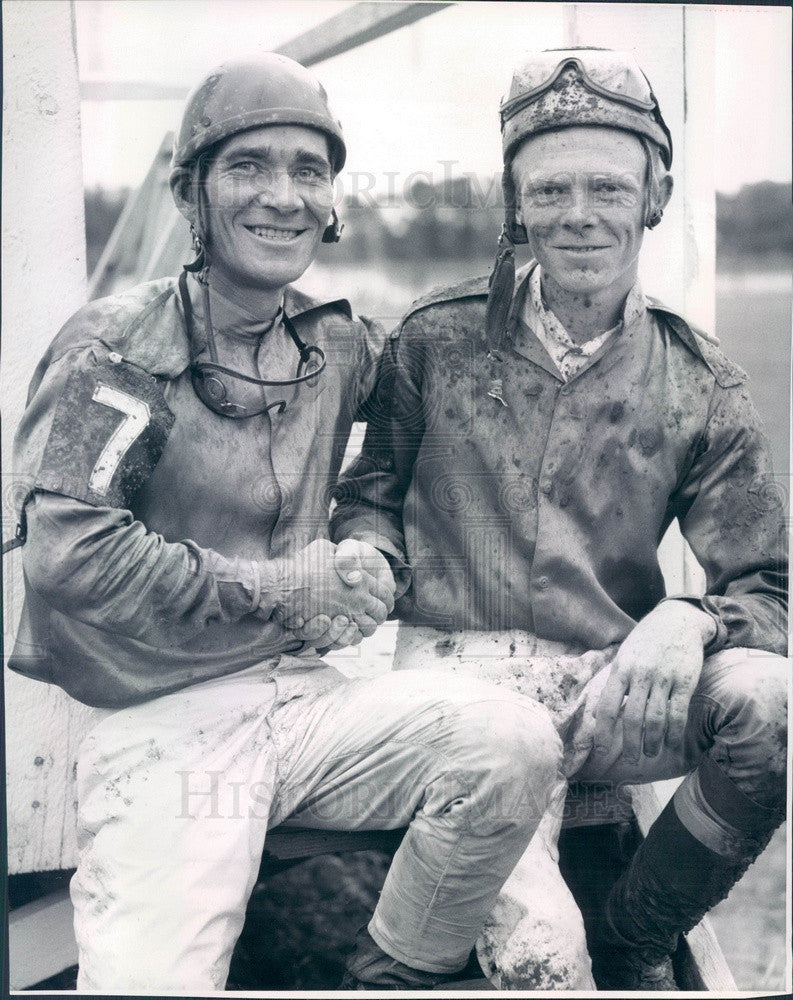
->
[[331, 264, 787, 656], [9, 275, 385, 707]]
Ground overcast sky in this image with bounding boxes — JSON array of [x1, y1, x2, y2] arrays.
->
[[74, 1, 791, 196]]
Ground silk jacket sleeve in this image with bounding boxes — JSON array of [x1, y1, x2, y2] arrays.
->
[[22, 493, 275, 648], [15, 343, 281, 649], [330, 320, 426, 585], [671, 380, 788, 656]]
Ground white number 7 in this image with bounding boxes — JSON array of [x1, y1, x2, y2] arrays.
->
[[89, 384, 151, 495]]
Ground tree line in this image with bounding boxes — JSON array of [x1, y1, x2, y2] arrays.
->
[[85, 178, 792, 276]]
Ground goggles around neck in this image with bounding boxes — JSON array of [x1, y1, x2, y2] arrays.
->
[[178, 269, 326, 419]]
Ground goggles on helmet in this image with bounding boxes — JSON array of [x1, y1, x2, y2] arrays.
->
[[503, 48, 655, 117], [498, 48, 672, 245], [501, 48, 672, 169]]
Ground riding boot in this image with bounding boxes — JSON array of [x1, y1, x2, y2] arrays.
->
[[341, 926, 461, 990], [596, 758, 782, 990]]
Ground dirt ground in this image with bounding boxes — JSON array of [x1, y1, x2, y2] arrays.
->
[[223, 827, 788, 991]]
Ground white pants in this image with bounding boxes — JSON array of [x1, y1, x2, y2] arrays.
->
[[71, 654, 561, 993], [394, 627, 788, 989]]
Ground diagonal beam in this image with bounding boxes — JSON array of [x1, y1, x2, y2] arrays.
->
[[86, 1, 454, 293], [79, 3, 452, 102], [275, 1, 453, 66]]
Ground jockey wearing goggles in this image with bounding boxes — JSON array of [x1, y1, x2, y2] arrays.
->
[[488, 48, 674, 354]]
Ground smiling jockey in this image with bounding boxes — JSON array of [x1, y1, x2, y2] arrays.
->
[[331, 48, 788, 991]]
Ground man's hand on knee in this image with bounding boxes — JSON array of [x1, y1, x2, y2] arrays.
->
[[593, 601, 716, 762]]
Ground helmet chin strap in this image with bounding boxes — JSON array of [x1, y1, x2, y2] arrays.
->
[[322, 206, 343, 243], [483, 224, 517, 409], [183, 152, 210, 277], [639, 136, 666, 229]]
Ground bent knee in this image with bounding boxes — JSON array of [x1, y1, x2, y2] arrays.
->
[[704, 649, 787, 776], [391, 671, 563, 823], [455, 687, 561, 765], [708, 649, 787, 731], [491, 696, 563, 777], [455, 695, 563, 826]]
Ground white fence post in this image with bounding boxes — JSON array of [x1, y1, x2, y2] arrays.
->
[[2, 0, 101, 874], [563, 3, 713, 592]]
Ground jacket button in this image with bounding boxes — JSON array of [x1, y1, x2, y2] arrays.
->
[[536, 576, 550, 590], [540, 480, 553, 495]]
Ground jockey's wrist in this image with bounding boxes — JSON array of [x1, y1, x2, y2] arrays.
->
[[660, 598, 718, 646]]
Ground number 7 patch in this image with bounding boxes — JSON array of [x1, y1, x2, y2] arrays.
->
[[35, 359, 175, 509]]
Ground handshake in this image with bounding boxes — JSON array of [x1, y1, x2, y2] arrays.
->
[[261, 538, 397, 650]]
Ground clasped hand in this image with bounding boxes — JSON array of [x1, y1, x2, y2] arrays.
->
[[267, 539, 396, 650]]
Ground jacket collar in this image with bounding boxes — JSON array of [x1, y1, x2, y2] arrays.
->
[[284, 284, 352, 321], [98, 275, 352, 380], [509, 262, 745, 389]]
